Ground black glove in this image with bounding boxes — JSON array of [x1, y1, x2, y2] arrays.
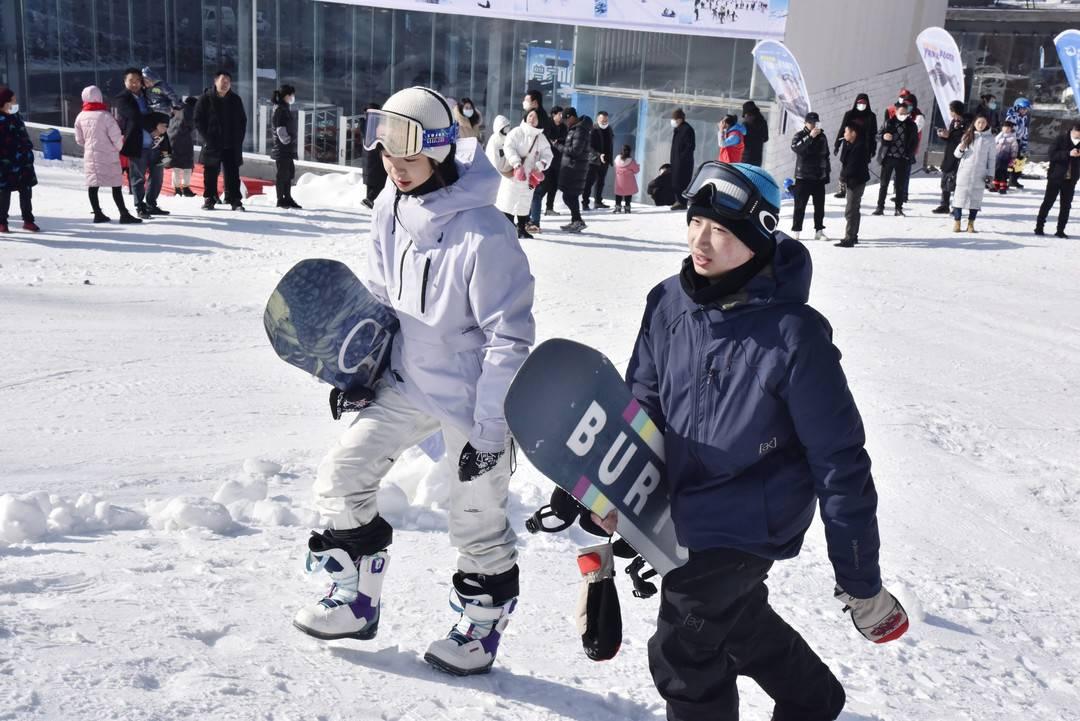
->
[[458, 442, 503, 482], [576, 543, 622, 661], [329, 386, 375, 420]]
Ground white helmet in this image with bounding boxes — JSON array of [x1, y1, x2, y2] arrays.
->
[[364, 86, 458, 163]]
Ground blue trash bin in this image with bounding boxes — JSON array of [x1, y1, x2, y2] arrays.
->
[[40, 128, 62, 160]]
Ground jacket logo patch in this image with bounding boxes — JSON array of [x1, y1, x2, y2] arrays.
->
[[759, 437, 778, 455], [683, 614, 704, 632]]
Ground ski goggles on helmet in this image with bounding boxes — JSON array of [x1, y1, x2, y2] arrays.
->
[[682, 161, 768, 220], [363, 109, 458, 158]]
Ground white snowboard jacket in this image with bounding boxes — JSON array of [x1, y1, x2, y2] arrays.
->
[[364, 138, 536, 452]]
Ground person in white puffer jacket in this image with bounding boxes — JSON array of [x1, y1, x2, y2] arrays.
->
[[496, 109, 553, 239], [292, 86, 536, 679]]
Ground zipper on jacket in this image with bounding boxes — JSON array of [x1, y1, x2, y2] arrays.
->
[[419, 257, 431, 314], [396, 239, 414, 301]]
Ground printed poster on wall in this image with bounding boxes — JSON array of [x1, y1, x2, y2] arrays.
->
[[525, 46, 573, 95], [1055, 29, 1080, 110], [915, 27, 964, 118], [751, 39, 810, 120], [321, 0, 789, 40]]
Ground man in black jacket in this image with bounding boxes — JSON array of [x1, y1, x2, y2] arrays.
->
[[836, 124, 871, 248], [582, 110, 614, 210], [557, 108, 591, 233], [1035, 122, 1080, 238], [115, 67, 168, 219], [873, 102, 919, 216], [832, 93, 877, 199], [790, 111, 831, 239], [669, 108, 696, 210], [741, 101, 769, 167], [542, 106, 568, 217], [932, 101, 969, 214], [195, 70, 247, 211]]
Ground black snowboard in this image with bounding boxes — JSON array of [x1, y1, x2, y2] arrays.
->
[[505, 338, 687, 576]]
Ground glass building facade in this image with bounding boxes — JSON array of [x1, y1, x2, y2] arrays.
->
[[0, 0, 775, 190]]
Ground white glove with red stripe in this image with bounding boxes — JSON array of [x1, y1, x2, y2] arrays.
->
[[835, 586, 909, 643]]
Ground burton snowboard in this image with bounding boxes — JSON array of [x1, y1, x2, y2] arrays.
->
[[505, 338, 687, 576]]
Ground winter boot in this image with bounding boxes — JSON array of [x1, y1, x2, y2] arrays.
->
[[966, 220, 976, 233], [276, 190, 290, 209], [931, 205, 949, 214], [425, 566, 519, 676], [119, 212, 143, 224], [612, 205, 622, 214], [894, 207, 905, 217], [93, 212, 111, 223], [1034, 224, 1045, 236], [871, 207, 885, 216], [292, 519, 392, 641], [952, 219, 962, 233], [834, 182, 846, 199], [286, 194, 303, 210], [1055, 229, 1069, 239], [22, 221, 40, 232]]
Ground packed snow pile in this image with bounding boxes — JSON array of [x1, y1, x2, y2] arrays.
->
[[0, 492, 146, 543]]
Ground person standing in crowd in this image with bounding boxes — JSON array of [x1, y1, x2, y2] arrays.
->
[[115, 68, 168, 220], [993, 120, 1019, 195], [647, 163, 676, 206], [539, 106, 567, 222], [362, 102, 389, 209], [270, 84, 301, 209], [557, 108, 591, 233], [833, 92, 877, 199], [583, 110, 614, 211], [74, 85, 140, 225], [740, 101, 769, 167], [932, 101, 968, 214], [496, 108, 552, 239], [0, 86, 39, 233], [295, 86, 535, 679], [669, 109, 696, 210], [453, 97, 483, 142], [717, 114, 746, 163], [1004, 97, 1031, 188], [836, 124, 871, 248], [790, 111, 830, 240], [976, 93, 1002, 133], [168, 96, 198, 197], [626, 160, 908, 721], [873, 101, 919, 216], [195, 70, 247, 212], [613, 143, 640, 214], [1035, 122, 1080, 238], [950, 115, 995, 234]]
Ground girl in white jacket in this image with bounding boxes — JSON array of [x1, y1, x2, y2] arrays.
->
[[292, 87, 536, 678], [495, 109, 552, 239], [951, 115, 995, 233]]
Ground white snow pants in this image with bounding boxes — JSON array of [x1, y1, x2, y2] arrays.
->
[[312, 382, 517, 576]]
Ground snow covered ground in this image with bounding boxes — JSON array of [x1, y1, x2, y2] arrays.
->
[[2, 158, 1078, 720]]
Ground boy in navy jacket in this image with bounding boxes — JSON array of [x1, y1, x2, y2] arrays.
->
[[625, 162, 907, 721]]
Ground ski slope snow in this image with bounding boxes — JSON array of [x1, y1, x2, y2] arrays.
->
[[1, 159, 1078, 720]]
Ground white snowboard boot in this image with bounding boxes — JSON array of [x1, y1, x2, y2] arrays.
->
[[293, 527, 388, 641], [424, 567, 519, 676]]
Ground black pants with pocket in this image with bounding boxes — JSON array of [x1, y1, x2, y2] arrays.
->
[[648, 548, 846, 721]]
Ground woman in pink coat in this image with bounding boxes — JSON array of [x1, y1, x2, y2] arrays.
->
[[74, 86, 140, 224], [612, 143, 640, 214]]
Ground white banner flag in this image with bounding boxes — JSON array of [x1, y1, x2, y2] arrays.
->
[[916, 27, 964, 117]]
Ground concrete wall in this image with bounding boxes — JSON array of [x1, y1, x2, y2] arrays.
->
[[763, 0, 948, 192]]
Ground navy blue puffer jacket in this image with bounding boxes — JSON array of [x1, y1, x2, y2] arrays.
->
[[626, 235, 882, 598]]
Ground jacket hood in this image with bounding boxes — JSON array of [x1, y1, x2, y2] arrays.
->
[[492, 115, 511, 135], [729, 122, 747, 134], [852, 93, 870, 109], [707, 233, 812, 314], [389, 137, 501, 250], [518, 120, 543, 138], [142, 67, 162, 84], [82, 86, 103, 104]]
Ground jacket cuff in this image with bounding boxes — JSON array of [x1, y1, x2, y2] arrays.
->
[[469, 421, 509, 453]]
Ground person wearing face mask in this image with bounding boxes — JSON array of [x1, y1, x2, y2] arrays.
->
[[295, 87, 535, 679], [496, 108, 553, 239], [976, 94, 1002, 134], [270, 84, 301, 209], [1035, 122, 1080, 238], [0, 85, 39, 233], [582, 111, 614, 211], [873, 101, 919, 216], [669, 108, 696, 210], [627, 160, 907, 721], [790, 112, 831, 240], [950, 115, 995, 233], [453, 97, 483, 143], [832, 93, 877, 199]]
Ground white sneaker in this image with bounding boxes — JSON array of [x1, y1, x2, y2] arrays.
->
[[293, 535, 387, 641], [815, 230, 828, 241], [793, 230, 801, 240], [424, 578, 516, 676]]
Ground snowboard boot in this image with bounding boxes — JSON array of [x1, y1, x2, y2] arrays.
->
[[952, 219, 962, 233], [966, 220, 976, 233], [425, 566, 519, 676], [292, 518, 392, 641]]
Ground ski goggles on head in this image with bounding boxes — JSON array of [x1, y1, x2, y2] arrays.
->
[[363, 109, 458, 158], [682, 161, 765, 220]]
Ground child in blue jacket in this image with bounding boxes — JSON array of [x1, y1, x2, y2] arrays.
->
[[625, 161, 908, 721]]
